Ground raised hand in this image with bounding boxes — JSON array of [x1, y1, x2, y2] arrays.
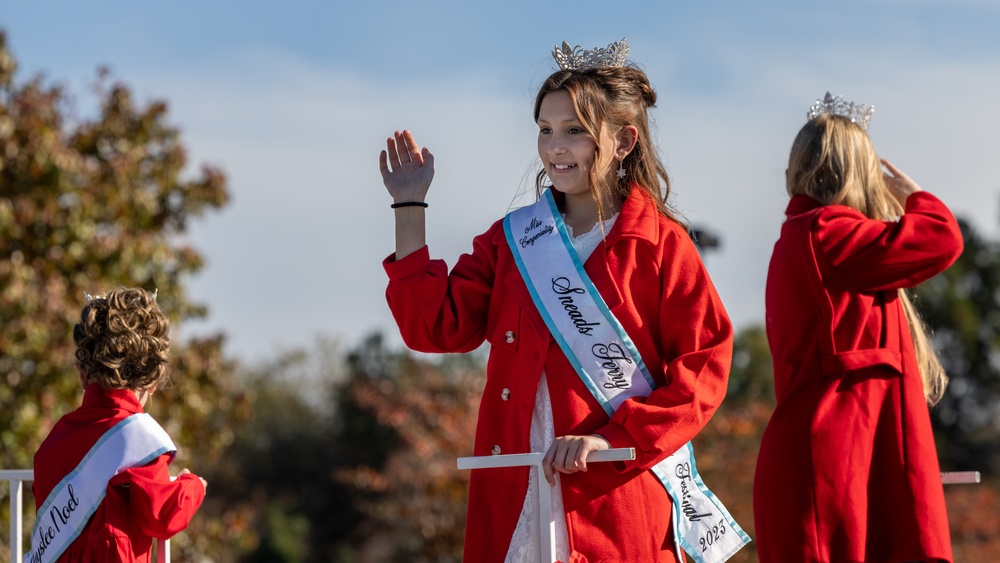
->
[[379, 130, 434, 203], [881, 158, 922, 207]]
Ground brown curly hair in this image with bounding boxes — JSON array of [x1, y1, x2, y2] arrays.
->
[[73, 287, 170, 390]]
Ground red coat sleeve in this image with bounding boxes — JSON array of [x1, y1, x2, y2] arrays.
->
[[814, 191, 963, 291], [383, 221, 502, 353], [596, 227, 734, 470], [108, 453, 206, 539]]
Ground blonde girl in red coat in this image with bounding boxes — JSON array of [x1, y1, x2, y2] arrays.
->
[[380, 39, 748, 563], [29, 287, 206, 562], [754, 94, 962, 562]]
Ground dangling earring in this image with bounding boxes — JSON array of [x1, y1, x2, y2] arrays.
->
[[616, 159, 626, 180]]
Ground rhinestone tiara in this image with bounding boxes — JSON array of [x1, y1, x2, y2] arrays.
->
[[552, 38, 629, 71], [807, 92, 875, 130]]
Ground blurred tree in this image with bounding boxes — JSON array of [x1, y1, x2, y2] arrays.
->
[[0, 31, 247, 559], [725, 325, 774, 405], [693, 325, 774, 562], [334, 333, 482, 563], [206, 337, 361, 563], [915, 218, 1000, 474], [209, 333, 481, 562]]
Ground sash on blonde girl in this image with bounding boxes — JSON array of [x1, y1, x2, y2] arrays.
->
[[503, 189, 750, 563], [25, 413, 176, 563]]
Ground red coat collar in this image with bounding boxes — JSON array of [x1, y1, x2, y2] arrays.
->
[[785, 194, 824, 218], [610, 184, 661, 246], [520, 185, 661, 247], [81, 383, 144, 414]]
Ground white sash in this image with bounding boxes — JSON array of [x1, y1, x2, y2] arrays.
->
[[503, 189, 750, 563], [25, 412, 176, 563]]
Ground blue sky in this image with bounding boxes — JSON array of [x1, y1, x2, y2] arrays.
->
[[2, 1, 998, 361]]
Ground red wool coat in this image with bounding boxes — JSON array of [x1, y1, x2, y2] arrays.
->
[[32, 384, 205, 563], [754, 192, 962, 562], [384, 187, 733, 562]]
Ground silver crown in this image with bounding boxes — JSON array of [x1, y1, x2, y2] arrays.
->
[[807, 92, 874, 130], [552, 38, 629, 71], [83, 288, 157, 303]]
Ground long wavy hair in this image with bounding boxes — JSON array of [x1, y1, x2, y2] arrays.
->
[[533, 66, 682, 226], [73, 287, 170, 390], [787, 113, 948, 405]]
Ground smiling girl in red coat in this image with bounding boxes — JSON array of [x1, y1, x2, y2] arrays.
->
[[379, 39, 748, 563], [29, 287, 206, 563], [754, 93, 962, 563]]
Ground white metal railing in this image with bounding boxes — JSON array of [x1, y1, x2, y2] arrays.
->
[[942, 471, 981, 484], [457, 447, 636, 563], [6, 464, 979, 563], [455, 454, 980, 563], [1, 470, 170, 563]]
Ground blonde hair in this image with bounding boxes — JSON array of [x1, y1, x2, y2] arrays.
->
[[73, 287, 171, 390], [787, 114, 948, 405], [533, 66, 682, 226]]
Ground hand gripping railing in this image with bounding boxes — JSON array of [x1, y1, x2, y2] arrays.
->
[[457, 447, 636, 563], [1, 469, 171, 563]]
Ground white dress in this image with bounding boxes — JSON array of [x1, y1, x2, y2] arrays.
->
[[504, 214, 618, 563]]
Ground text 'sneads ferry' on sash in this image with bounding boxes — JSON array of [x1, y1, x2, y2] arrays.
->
[[503, 189, 750, 563], [25, 413, 176, 563]]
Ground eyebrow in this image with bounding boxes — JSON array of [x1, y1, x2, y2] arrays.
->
[[536, 116, 584, 126]]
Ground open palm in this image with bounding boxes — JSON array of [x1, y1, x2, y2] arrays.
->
[[379, 130, 435, 203]]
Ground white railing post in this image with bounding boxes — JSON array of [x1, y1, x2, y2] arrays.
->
[[457, 447, 635, 563], [3, 469, 172, 562], [2, 469, 33, 562], [11, 476, 23, 562], [157, 531, 170, 563]]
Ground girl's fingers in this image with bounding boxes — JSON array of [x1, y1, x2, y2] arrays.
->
[[880, 158, 907, 179], [384, 130, 431, 174], [387, 135, 402, 169], [394, 131, 411, 164], [379, 150, 390, 179], [402, 130, 423, 165], [542, 447, 556, 486], [553, 447, 567, 473], [575, 443, 588, 472]]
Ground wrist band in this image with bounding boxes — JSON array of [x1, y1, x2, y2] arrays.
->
[[390, 201, 428, 209]]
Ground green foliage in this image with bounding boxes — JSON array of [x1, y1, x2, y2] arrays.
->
[[204, 337, 364, 562], [335, 334, 481, 563], [914, 218, 1000, 473], [204, 334, 481, 562], [726, 325, 774, 405], [0, 31, 246, 558]]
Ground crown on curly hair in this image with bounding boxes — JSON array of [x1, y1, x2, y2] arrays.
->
[[73, 287, 170, 390]]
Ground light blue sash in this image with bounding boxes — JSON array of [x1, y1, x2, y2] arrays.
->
[[26, 413, 176, 563], [503, 189, 750, 563]]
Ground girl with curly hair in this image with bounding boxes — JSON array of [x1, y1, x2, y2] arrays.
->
[[29, 287, 206, 563]]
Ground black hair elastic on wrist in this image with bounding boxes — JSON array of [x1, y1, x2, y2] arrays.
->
[[390, 201, 429, 208]]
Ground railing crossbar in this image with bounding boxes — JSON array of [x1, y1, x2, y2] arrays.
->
[[457, 448, 636, 563]]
